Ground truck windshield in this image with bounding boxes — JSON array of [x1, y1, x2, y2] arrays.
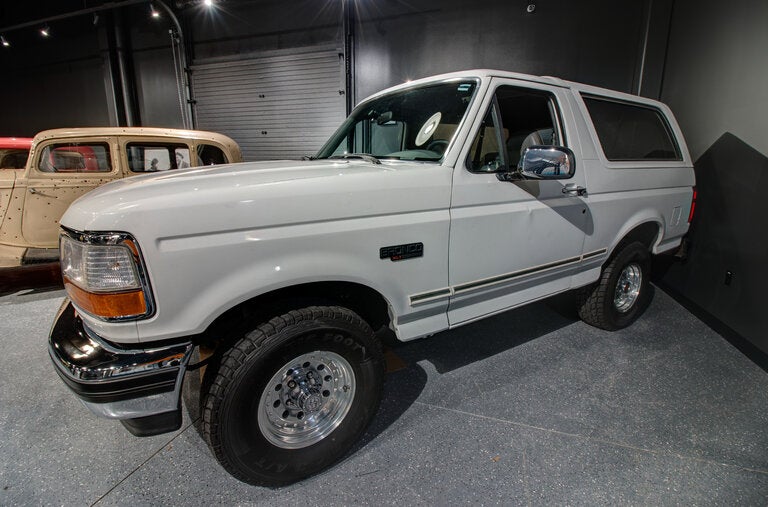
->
[[316, 80, 477, 162]]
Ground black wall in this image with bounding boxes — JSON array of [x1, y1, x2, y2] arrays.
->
[[188, 0, 342, 60], [354, 0, 655, 100], [658, 0, 768, 355], [0, 6, 111, 135], [2, 1, 660, 135]]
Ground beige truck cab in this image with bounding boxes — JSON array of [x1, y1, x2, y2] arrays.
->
[[0, 127, 241, 267]]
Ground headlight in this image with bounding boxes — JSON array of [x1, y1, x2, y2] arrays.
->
[[60, 230, 153, 321]]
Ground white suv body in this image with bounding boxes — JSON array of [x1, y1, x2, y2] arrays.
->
[[50, 70, 694, 486]]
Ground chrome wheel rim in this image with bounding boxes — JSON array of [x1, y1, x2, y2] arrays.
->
[[258, 350, 355, 449], [614, 263, 642, 313]]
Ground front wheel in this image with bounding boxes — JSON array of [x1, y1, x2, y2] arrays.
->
[[577, 242, 651, 330], [202, 306, 384, 486]]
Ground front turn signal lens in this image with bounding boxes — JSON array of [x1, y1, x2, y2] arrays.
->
[[64, 279, 147, 319]]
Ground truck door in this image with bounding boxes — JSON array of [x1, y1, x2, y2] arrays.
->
[[20, 138, 120, 247], [448, 80, 589, 325]]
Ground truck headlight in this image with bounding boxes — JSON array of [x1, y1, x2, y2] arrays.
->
[[60, 230, 154, 320]]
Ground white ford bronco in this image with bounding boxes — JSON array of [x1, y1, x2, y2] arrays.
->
[[49, 70, 695, 486]]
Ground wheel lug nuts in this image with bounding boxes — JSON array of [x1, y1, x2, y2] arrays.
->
[[288, 380, 296, 389]]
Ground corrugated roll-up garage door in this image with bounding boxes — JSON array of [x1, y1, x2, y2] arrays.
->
[[192, 47, 346, 161]]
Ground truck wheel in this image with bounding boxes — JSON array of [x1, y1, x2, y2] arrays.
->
[[202, 306, 384, 486], [577, 242, 651, 331]]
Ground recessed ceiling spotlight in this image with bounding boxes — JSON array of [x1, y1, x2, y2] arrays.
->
[[150, 3, 161, 18], [203, 0, 214, 7], [40, 25, 51, 37]]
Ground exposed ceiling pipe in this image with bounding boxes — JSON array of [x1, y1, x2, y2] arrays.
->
[[153, 0, 196, 129], [343, 0, 355, 116]]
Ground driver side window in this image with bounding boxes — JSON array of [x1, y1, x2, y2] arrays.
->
[[467, 85, 564, 173]]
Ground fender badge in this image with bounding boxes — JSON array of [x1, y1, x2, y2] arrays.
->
[[380, 242, 423, 262]]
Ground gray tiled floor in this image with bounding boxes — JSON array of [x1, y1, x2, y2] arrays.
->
[[1, 288, 766, 505]]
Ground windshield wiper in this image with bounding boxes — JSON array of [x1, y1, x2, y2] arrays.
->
[[328, 153, 381, 165]]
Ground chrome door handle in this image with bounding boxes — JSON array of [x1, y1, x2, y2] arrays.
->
[[29, 187, 37, 194], [562, 183, 587, 197]]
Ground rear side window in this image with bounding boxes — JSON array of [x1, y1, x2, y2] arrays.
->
[[197, 144, 228, 165], [583, 96, 681, 161], [0, 149, 29, 169], [127, 143, 191, 172]]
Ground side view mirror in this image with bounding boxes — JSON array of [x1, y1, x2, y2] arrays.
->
[[519, 145, 575, 179], [497, 145, 576, 182]]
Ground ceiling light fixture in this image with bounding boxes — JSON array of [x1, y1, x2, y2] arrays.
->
[[40, 25, 51, 37], [1, 35, 9, 47], [203, 0, 214, 7], [150, 3, 161, 18]]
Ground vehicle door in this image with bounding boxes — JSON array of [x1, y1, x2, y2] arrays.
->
[[447, 79, 590, 325], [20, 137, 120, 247]]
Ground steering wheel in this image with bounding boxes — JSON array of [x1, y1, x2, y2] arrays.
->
[[426, 139, 449, 155]]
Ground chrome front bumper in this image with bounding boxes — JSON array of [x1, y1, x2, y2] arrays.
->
[[49, 300, 194, 436]]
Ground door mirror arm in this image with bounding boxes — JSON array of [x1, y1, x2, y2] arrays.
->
[[496, 170, 522, 182]]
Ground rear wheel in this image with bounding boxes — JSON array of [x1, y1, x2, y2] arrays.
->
[[202, 306, 384, 486], [577, 242, 651, 330]]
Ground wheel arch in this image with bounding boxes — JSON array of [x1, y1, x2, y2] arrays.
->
[[198, 280, 393, 352], [606, 220, 661, 264]]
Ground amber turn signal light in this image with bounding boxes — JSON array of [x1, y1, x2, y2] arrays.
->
[[64, 277, 147, 319]]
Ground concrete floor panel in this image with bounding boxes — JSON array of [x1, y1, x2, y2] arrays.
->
[[0, 288, 766, 505]]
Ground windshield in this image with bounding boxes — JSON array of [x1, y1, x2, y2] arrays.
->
[[316, 80, 478, 162]]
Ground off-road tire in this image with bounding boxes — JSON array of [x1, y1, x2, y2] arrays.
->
[[577, 242, 651, 330], [202, 305, 384, 486]]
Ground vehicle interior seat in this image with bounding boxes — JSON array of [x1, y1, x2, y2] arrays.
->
[[505, 133, 529, 167]]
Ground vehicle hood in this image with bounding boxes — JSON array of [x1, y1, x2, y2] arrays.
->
[[61, 159, 452, 239]]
